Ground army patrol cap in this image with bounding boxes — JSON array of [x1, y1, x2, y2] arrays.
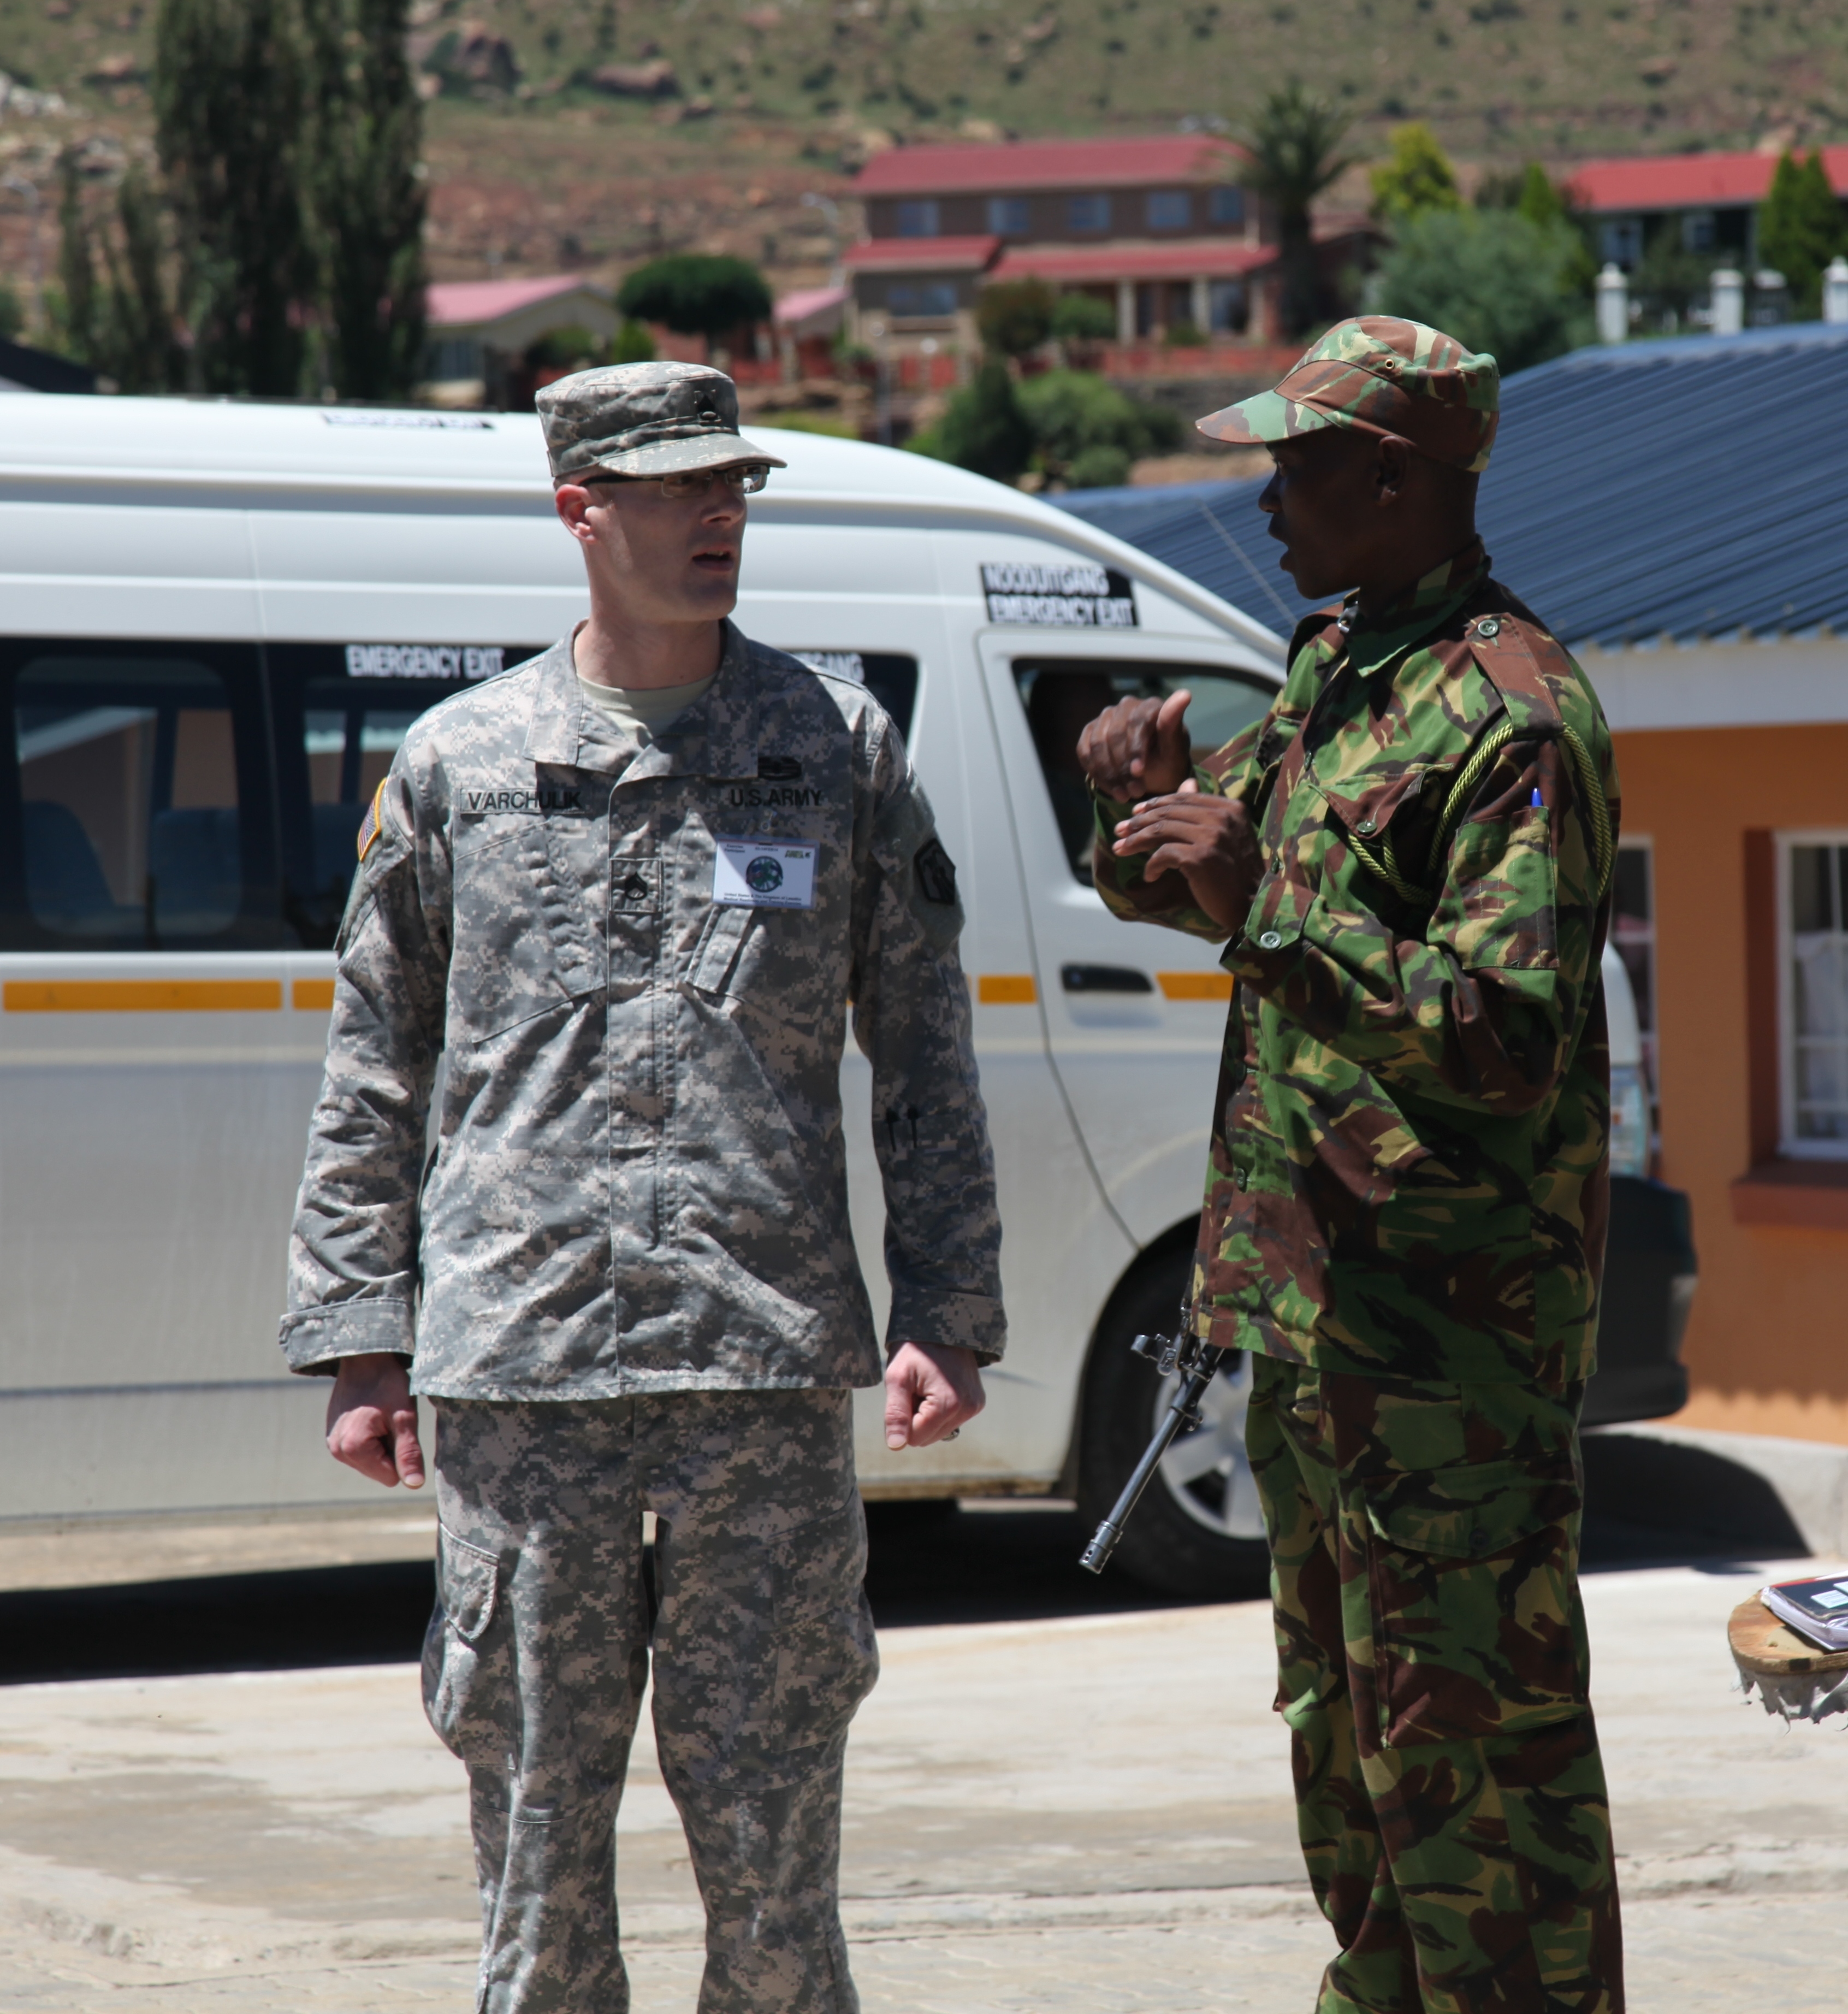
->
[[536, 361, 788, 482], [1198, 316, 1500, 474]]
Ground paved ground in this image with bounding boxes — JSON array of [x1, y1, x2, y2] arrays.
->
[[1, 1528, 1844, 2012]]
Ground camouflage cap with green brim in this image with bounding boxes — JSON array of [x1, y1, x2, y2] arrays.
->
[[536, 361, 788, 482], [1198, 316, 1500, 474]]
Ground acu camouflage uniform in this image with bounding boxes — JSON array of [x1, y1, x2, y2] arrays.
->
[[1096, 321, 1625, 2014], [282, 366, 1005, 2014]]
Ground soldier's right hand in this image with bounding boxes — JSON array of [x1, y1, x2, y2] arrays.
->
[[326, 1352, 427, 1490], [1076, 689, 1193, 800]]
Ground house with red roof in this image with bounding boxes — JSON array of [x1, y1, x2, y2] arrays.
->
[[422, 274, 619, 407], [1568, 146, 1848, 275], [843, 135, 1369, 365]]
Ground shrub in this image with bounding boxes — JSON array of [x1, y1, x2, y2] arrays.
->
[[1050, 292, 1116, 342], [1067, 444, 1133, 489], [1015, 369, 1179, 484], [611, 317, 657, 364], [976, 276, 1058, 357], [917, 357, 1034, 480]]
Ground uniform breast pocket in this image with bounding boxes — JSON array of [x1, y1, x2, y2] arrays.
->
[[450, 819, 606, 1042]]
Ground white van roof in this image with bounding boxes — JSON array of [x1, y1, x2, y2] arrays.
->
[[0, 394, 1286, 666]]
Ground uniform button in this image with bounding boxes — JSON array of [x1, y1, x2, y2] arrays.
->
[[1235, 1171, 1248, 1191], [1355, 817, 1376, 835], [1258, 930, 1283, 950], [1470, 1526, 1491, 1550], [1476, 617, 1501, 639]]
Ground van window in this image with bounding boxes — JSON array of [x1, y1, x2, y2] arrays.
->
[[1011, 659, 1274, 882], [5, 646, 269, 947], [786, 652, 919, 743], [266, 642, 543, 947]]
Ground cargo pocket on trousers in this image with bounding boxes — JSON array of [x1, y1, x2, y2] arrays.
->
[[1359, 1458, 1586, 1747], [771, 1493, 880, 1753], [422, 1526, 511, 1772]]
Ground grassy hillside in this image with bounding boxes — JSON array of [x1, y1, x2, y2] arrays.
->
[[2, 0, 1844, 299]]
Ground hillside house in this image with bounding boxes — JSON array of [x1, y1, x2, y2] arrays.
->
[[844, 135, 1369, 363], [1569, 146, 1848, 276]]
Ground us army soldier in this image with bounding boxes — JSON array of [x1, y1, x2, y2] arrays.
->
[[280, 362, 1005, 2014], [1080, 320, 1624, 2013]]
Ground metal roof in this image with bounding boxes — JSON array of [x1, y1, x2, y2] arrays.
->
[[855, 135, 1246, 197], [1055, 319, 1848, 652], [1567, 145, 1848, 214]]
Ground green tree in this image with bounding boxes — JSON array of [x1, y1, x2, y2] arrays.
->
[[154, 0, 314, 394], [100, 164, 186, 392], [1238, 82, 1353, 339], [304, 0, 427, 400], [1049, 292, 1115, 343], [976, 276, 1056, 357], [55, 153, 100, 364], [53, 151, 185, 389], [1373, 208, 1583, 376], [912, 357, 1033, 482], [1370, 122, 1461, 226], [0, 284, 20, 342], [617, 254, 772, 340], [1758, 150, 1847, 318]]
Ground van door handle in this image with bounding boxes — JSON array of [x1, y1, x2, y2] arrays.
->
[[1060, 964, 1154, 994]]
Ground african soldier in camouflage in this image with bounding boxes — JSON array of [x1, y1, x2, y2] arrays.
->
[[1079, 319, 1624, 2014], [281, 361, 1006, 2014]]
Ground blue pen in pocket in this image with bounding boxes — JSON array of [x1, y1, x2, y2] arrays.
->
[[1530, 788, 1544, 808]]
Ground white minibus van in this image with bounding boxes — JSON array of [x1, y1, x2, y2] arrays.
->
[[0, 398, 1691, 1597]]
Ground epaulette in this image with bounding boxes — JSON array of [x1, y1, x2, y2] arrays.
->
[[1287, 599, 1348, 668]]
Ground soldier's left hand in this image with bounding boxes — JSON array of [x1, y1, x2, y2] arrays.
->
[[884, 1340, 985, 1450], [1111, 782, 1263, 936]]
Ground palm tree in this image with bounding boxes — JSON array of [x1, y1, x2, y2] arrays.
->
[[1239, 83, 1354, 340]]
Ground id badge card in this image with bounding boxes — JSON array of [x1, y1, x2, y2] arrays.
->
[[712, 835, 819, 910]]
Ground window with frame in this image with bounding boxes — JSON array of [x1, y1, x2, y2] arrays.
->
[[7, 644, 274, 948], [1209, 185, 1245, 227], [1067, 193, 1111, 233], [1612, 840, 1657, 1091], [1145, 190, 1190, 231], [895, 199, 940, 238], [1782, 835, 1848, 1154], [987, 196, 1030, 236], [266, 641, 543, 947], [1012, 659, 1272, 883], [888, 280, 957, 319]]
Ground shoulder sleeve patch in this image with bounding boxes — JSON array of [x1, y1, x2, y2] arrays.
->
[[356, 778, 388, 863], [914, 835, 958, 906]]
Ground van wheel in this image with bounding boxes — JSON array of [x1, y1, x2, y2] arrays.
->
[[1076, 1249, 1271, 1600]]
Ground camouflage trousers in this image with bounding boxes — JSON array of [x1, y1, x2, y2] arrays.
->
[[1246, 1357, 1624, 2014], [425, 1389, 878, 2014]]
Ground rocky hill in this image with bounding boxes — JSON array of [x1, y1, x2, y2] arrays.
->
[[1, 0, 1843, 301]]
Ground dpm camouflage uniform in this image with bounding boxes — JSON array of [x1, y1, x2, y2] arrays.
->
[[1095, 492, 1624, 2006], [283, 619, 1005, 2014]]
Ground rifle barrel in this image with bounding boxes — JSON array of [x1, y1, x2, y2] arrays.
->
[[1079, 1352, 1222, 1574]]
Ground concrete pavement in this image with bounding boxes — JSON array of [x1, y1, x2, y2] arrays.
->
[[2, 1556, 1845, 2011]]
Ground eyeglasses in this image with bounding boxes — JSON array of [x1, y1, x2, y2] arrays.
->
[[585, 464, 770, 500]]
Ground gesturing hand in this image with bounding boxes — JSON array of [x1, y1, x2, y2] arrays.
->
[[1111, 781, 1264, 937], [1077, 689, 1194, 800], [884, 1340, 985, 1450], [327, 1351, 427, 1489]]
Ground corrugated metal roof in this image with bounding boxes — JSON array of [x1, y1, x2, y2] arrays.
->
[[1568, 145, 1848, 213], [855, 135, 1246, 197], [842, 235, 1000, 271], [1055, 320, 1848, 652], [994, 238, 1273, 282]]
